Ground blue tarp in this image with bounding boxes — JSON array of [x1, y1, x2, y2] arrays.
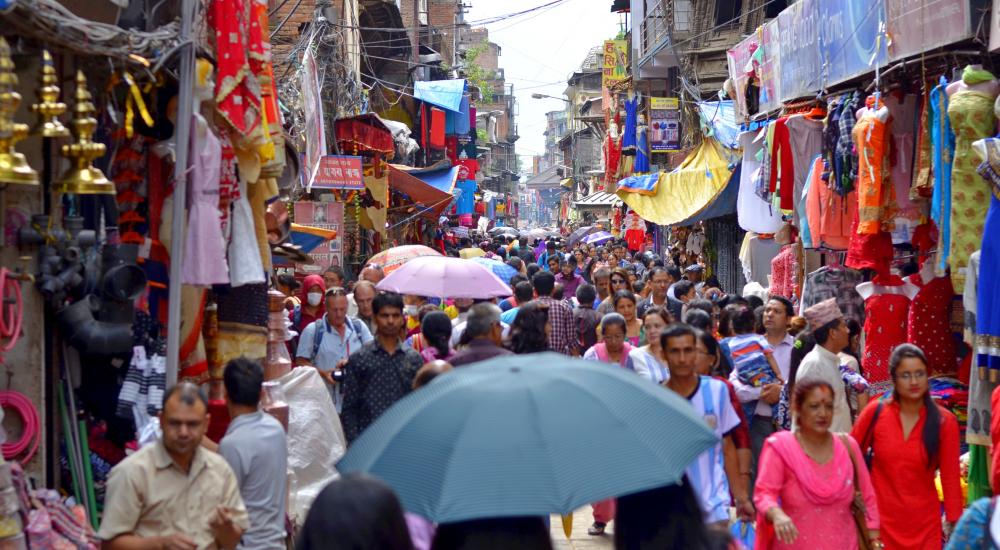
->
[[414, 79, 467, 113], [697, 100, 739, 150], [677, 164, 740, 226]]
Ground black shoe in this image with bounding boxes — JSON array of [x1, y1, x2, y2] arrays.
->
[[588, 522, 606, 536]]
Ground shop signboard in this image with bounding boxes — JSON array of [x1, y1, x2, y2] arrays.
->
[[602, 40, 628, 90], [775, 0, 821, 105], [886, 0, 971, 58], [293, 201, 344, 272], [310, 155, 364, 190], [648, 97, 681, 152], [756, 20, 782, 113], [821, 0, 888, 87]]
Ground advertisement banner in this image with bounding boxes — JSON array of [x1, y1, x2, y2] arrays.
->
[[301, 39, 327, 192], [649, 97, 681, 152], [726, 35, 758, 120], [311, 155, 364, 190], [757, 20, 782, 113], [602, 40, 628, 89], [887, 0, 972, 58], [821, 0, 888, 88], [293, 201, 344, 273], [775, 0, 821, 105]]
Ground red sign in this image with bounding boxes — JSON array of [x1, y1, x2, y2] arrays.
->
[[311, 155, 364, 190]]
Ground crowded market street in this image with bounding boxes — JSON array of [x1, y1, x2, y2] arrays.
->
[[2, 0, 1000, 549]]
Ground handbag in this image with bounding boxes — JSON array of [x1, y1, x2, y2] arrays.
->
[[839, 434, 874, 550]]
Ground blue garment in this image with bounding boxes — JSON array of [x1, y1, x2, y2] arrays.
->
[[500, 306, 520, 325], [455, 179, 477, 215], [622, 95, 638, 152], [944, 496, 993, 550], [455, 96, 471, 135], [635, 124, 650, 173], [930, 76, 955, 274], [976, 142, 1000, 373]]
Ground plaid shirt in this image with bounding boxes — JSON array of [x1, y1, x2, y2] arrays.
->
[[537, 296, 578, 356], [800, 267, 866, 323]]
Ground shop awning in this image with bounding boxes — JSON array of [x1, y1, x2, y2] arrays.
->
[[388, 163, 460, 218], [615, 138, 734, 226], [289, 223, 338, 252], [560, 177, 574, 189], [675, 164, 740, 226], [413, 79, 467, 113], [335, 114, 395, 156]]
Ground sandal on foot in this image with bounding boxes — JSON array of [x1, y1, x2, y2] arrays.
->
[[588, 522, 606, 536]]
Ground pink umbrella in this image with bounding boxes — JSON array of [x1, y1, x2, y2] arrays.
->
[[376, 256, 512, 299]]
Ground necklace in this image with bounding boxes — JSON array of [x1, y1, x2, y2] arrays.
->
[[795, 432, 834, 465]]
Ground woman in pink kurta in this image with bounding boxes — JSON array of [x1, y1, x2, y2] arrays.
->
[[754, 379, 880, 550]]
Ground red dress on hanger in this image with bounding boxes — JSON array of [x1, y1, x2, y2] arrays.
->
[[859, 275, 920, 392], [905, 270, 956, 375]]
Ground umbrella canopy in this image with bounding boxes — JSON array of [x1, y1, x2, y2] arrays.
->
[[365, 245, 442, 275], [568, 225, 601, 246], [583, 231, 613, 245], [471, 257, 518, 283], [458, 247, 486, 259], [338, 354, 717, 523], [489, 226, 516, 234], [376, 256, 512, 299]]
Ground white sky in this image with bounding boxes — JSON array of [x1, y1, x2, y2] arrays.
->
[[464, 0, 623, 168]]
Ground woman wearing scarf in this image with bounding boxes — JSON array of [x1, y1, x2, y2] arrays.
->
[[852, 344, 962, 549], [292, 274, 326, 350], [754, 379, 880, 549]]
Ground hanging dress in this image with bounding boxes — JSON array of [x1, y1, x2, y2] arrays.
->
[[621, 95, 638, 154], [905, 270, 957, 375], [846, 106, 895, 277], [858, 275, 919, 393], [226, 136, 266, 287], [929, 77, 955, 279], [182, 124, 230, 286], [947, 78, 998, 290], [634, 119, 650, 174], [974, 137, 1000, 378]]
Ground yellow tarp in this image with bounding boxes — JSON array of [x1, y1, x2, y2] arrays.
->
[[615, 138, 733, 226]]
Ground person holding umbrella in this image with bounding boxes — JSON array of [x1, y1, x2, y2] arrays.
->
[[555, 255, 584, 299], [660, 324, 753, 527]]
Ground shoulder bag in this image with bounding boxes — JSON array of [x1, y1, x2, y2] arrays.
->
[[839, 434, 874, 550]]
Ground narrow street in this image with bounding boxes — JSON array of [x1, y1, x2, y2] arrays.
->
[[550, 511, 614, 550]]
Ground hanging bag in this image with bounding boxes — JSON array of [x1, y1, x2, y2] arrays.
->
[[839, 434, 874, 550]]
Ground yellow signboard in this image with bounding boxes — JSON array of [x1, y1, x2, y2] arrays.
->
[[602, 40, 628, 88], [649, 97, 679, 110]]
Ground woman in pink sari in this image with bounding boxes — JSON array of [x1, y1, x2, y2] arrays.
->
[[582, 313, 634, 536], [754, 379, 882, 550]]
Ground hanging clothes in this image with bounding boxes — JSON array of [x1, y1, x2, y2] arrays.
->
[[455, 179, 477, 216], [228, 175, 266, 287], [963, 249, 995, 448], [737, 131, 782, 234], [905, 268, 957, 375], [429, 106, 446, 149], [769, 245, 797, 299], [634, 116, 650, 173], [853, 101, 896, 234], [858, 275, 920, 393], [621, 95, 638, 155], [974, 137, 1000, 379], [801, 266, 865, 324], [797, 156, 822, 249], [884, 93, 921, 223], [911, 87, 934, 200], [182, 124, 229, 286], [784, 115, 825, 222], [947, 74, 998, 290], [930, 77, 956, 278], [834, 91, 862, 195], [805, 156, 856, 251]]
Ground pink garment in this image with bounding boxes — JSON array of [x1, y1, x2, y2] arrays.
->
[[591, 341, 634, 367], [182, 125, 229, 285], [592, 498, 616, 524], [420, 346, 454, 364], [754, 431, 879, 550], [885, 94, 921, 221], [769, 245, 796, 299]]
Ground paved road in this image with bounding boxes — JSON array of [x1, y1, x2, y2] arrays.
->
[[550, 508, 614, 550]]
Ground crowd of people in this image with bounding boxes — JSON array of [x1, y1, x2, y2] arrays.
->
[[94, 233, 991, 550]]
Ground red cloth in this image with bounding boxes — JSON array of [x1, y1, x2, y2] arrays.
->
[[209, 0, 261, 139], [768, 116, 795, 210], [624, 228, 645, 251], [769, 245, 796, 299], [906, 272, 957, 375], [335, 117, 394, 154], [861, 276, 913, 388], [429, 107, 446, 149], [445, 136, 459, 163], [852, 400, 963, 548], [845, 212, 894, 277], [991, 384, 1000, 491], [911, 222, 939, 268]]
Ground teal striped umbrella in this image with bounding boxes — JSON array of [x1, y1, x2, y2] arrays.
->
[[337, 353, 717, 523]]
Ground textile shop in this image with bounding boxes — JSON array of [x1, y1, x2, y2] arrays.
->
[[719, 0, 1000, 506]]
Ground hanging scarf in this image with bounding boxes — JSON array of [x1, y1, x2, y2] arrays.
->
[[209, 0, 262, 141], [963, 66, 996, 86], [592, 342, 634, 367]]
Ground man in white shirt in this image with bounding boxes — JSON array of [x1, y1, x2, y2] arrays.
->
[[729, 296, 794, 488], [662, 323, 752, 526], [796, 298, 853, 433]]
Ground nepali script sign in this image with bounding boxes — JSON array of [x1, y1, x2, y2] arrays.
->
[[310, 155, 364, 190]]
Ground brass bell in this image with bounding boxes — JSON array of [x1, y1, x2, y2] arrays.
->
[[31, 50, 68, 138], [54, 71, 112, 195], [0, 37, 39, 186]]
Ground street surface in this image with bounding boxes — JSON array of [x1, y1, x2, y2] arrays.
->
[[550, 509, 614, 550]]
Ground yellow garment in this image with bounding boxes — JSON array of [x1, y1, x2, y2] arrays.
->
[[363, 174, 388, 236], [459, 248, 486, 259], [615, 138, 733, 226], [248, 177, 278, 272]]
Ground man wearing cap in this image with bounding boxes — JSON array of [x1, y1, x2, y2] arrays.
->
[[796, 298, 853, 432]]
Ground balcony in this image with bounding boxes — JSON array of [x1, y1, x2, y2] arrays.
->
[[635, 0, 692, 78]]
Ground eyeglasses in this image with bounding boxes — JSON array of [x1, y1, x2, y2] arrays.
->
[[897, 371, 927, 381], [611, 278, 627, 285]]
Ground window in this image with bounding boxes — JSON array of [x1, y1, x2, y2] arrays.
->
[[673, 0, 692, 32], [765, 0, 787, 19], [715, 0, 742, 27]]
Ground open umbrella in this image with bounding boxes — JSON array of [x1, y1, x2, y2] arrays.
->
[[489, 226, 516, 234], [583, 231, 614, 245], [471, 257, 518, 283], [337, 353, 716, 523], [568, 225, 601, 246], [365, 245, 442, 275], [375, 256, 511, 299]]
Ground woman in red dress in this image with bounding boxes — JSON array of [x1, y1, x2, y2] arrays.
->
[[851, 344, 962, 549]]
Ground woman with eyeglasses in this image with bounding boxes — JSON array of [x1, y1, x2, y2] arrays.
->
[[849, 344, 961, 549], [597, 267, 633, 315]]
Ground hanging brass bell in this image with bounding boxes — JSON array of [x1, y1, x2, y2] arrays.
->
[[54, 70, 112, 195], [31, 50, 69, 139], [0, 37, 38, 186]]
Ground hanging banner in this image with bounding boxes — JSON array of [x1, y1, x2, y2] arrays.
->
[[293, 201, 344, 272], [301, 40, 327, 192], [776, 0, 821, 105], [820, 0, 887, 88], [311, 155, 364, 190], [602, 40, 628, 89], [887, 0, 972, 58], [648, 97, 681, 153]]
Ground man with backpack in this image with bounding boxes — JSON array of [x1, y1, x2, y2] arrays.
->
[[296, 288, 373, 412]]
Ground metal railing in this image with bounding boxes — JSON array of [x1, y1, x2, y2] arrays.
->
[[638, 0, 692, 60]]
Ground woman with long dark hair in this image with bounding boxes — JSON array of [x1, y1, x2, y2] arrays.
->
[[614, 477, 732, 550], [431, 517, 552, 550], [612, 290, 643, 346], [297, 474, 414, 550], [509, 302, 550, 354], [417, 311, 454, 363], [755, 379, 881, 549], [851, 344, 961, 549]]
